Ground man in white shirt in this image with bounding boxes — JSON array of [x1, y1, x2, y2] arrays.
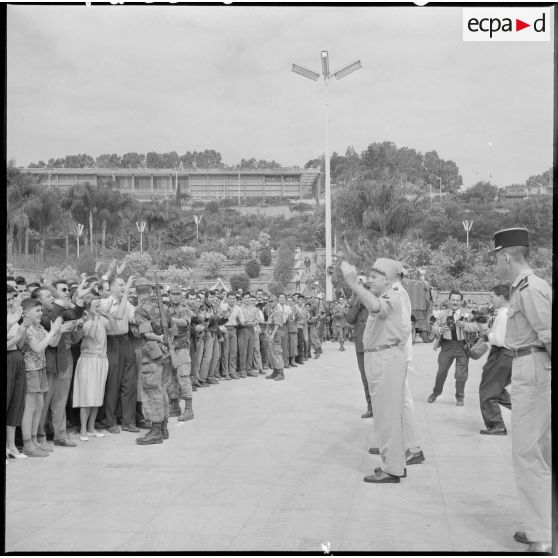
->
[[98, 276, 137, 434], [458, 284, 512, 435]]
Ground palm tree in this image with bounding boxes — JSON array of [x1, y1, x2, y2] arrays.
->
[[27, 187, 63, 266], [63, 182, 97, 253]]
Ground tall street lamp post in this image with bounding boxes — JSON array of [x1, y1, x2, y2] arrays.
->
[[462, 220, 473, 249], [432, 174, 442, 200], [136, 220, 147, 253], [292, 51, 362, 301], [193, 214, 203, 242], [74, 223, 84, 259]]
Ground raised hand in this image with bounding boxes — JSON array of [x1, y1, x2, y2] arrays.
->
[[7, 309, 22, 327], [341, 261, 358, 287], [75, 275, 92, 299], [116, 260, 127, 276], [125, 275, 135, 292]]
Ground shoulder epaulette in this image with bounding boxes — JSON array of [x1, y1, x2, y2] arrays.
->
[[517, 277, 529, 291]]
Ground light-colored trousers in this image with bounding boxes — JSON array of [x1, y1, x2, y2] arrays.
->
[[511, 350, 551, 543], [402, 336, 421, 451], [364, 346, 406, 477]]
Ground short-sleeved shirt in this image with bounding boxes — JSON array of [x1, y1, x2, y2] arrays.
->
[[268, 304, 286, 328], [362, 288, 405, 351], [392, 281, 412, 342], [506, 269, 552, 350], [22, 324, 48, 370]]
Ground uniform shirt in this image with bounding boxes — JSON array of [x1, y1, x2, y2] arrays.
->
[[487, 306, 509, 348], [268, 304, 286, 328], [240, 305, 259, 327], [506, 268, 552, 350], [296, 306, 309, 329], [332, 303, 348, 328], [362, 288, 405, 350], [392, 281, 413, 342], [134, 295, 172, 359], [100, 295, 135, 335], [168, 302, 191, 349]]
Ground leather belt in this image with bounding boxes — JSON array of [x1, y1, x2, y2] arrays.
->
[[364, 343, 400, 353], [509, 346, 546, 359], [107, 333, 128, 338]]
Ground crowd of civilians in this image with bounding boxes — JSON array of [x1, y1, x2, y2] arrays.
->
[[6, 263, 358, 458]]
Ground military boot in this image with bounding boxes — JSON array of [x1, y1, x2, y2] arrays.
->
[[136, 403, 151, 430], [266, 369, 278, 379], [169, 399, 181, 417], [178, 398, 194, 422], [161, 419, 169, 440], [136, 423, 163, 445], [289, 358, 298, 367], [274, 371, 285, 381]]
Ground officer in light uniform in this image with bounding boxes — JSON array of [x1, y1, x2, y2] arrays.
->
[[342, 258, 408, 483], [368, 265, 425, 467], [491, 228, 551, 553]]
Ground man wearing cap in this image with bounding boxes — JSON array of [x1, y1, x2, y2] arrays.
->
[[341, 258, 408, 483], [367, 264, 425, 466], [492, 228, 551, 553], [134, 277, 172, 445], [167, 285, 194, 422]]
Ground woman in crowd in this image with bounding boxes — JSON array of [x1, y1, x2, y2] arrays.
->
[[73, 294, 120, 441], [6, 285, 28, 461], [20, 298, 64, 457]]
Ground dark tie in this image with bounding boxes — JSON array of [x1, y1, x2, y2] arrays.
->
[[450, 311, 458, 341]]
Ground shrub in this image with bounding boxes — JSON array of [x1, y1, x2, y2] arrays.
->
[[76, 252, 97, 275], [198, 240, 227, 256], [273, 242, 295, 288], [227, 245, 251, 264], [43, 265, 80, 285], [155, 247, 197, 269], [290, 202, 313, 212], [259, 246, 272, 266], [267, 280, 284, 296], [230, 272, 251, 293], [199, 251, 227, 278], [257, 231, 271, 247], [249, 239, 262, 254], [120, 251, 153, 280], [205, 201, 219, 213], [245, 259, 261, 278], [166, 220, 196, 247], [160, 266, 192, 287]]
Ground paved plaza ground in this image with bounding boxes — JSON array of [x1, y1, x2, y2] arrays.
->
[[5, 340, 524, 553]]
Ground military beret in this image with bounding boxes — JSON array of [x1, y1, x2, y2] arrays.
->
[[169, 284, 182, 294]]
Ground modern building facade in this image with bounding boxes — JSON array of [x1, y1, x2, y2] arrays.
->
[[20, 168, 322, 203]]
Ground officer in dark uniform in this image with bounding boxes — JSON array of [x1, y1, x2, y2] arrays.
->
[[134, 277, 172, 445], [491, 228, 551, 553]]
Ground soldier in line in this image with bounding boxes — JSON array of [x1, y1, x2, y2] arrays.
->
[[133, 277, 172, 445], [167, 285, 194, 422], [285, 295, 299, 368], [265, 295, 287, 381], [491, 228, 551, 553]]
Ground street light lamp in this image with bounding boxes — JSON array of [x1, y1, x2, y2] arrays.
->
[[432, 174, 442, 200], [193, 214, 203, 242], [74, 223, 84, 259], [462, 220, 473, 249], [136, 220, 146, 252], [292, 51, 362, 301]]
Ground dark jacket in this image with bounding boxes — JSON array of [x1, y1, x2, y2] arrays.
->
[[346, 296, 369, 353]]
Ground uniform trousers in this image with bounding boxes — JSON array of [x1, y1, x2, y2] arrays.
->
[[432, 339, 469, 400], [281, 331, 289, 366], [259, 331, 268, 367], [252, 330, 263, 371], [402, 337, 421, 451], [309, 325, 321, 352], [102, 334, 136, 427], [225, 327, 237, 375], [191, 333, 205, 381], [219, 331, 230, 377], [479, 346, 512, 429], [364, 346, 406, 477], [167, 347, 193, 400], [207, 334, 221, 379], [198, 331, 215, 382], [288, 332, 298, 358], [140, 356, 170, 423], [237, 326, 254, 373], [511, 350, 551, 543], [268, 330, 286, 371], [39, 351, 73, 441]]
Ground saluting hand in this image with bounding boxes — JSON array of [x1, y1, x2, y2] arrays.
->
[[341, 261, 358, 287]]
